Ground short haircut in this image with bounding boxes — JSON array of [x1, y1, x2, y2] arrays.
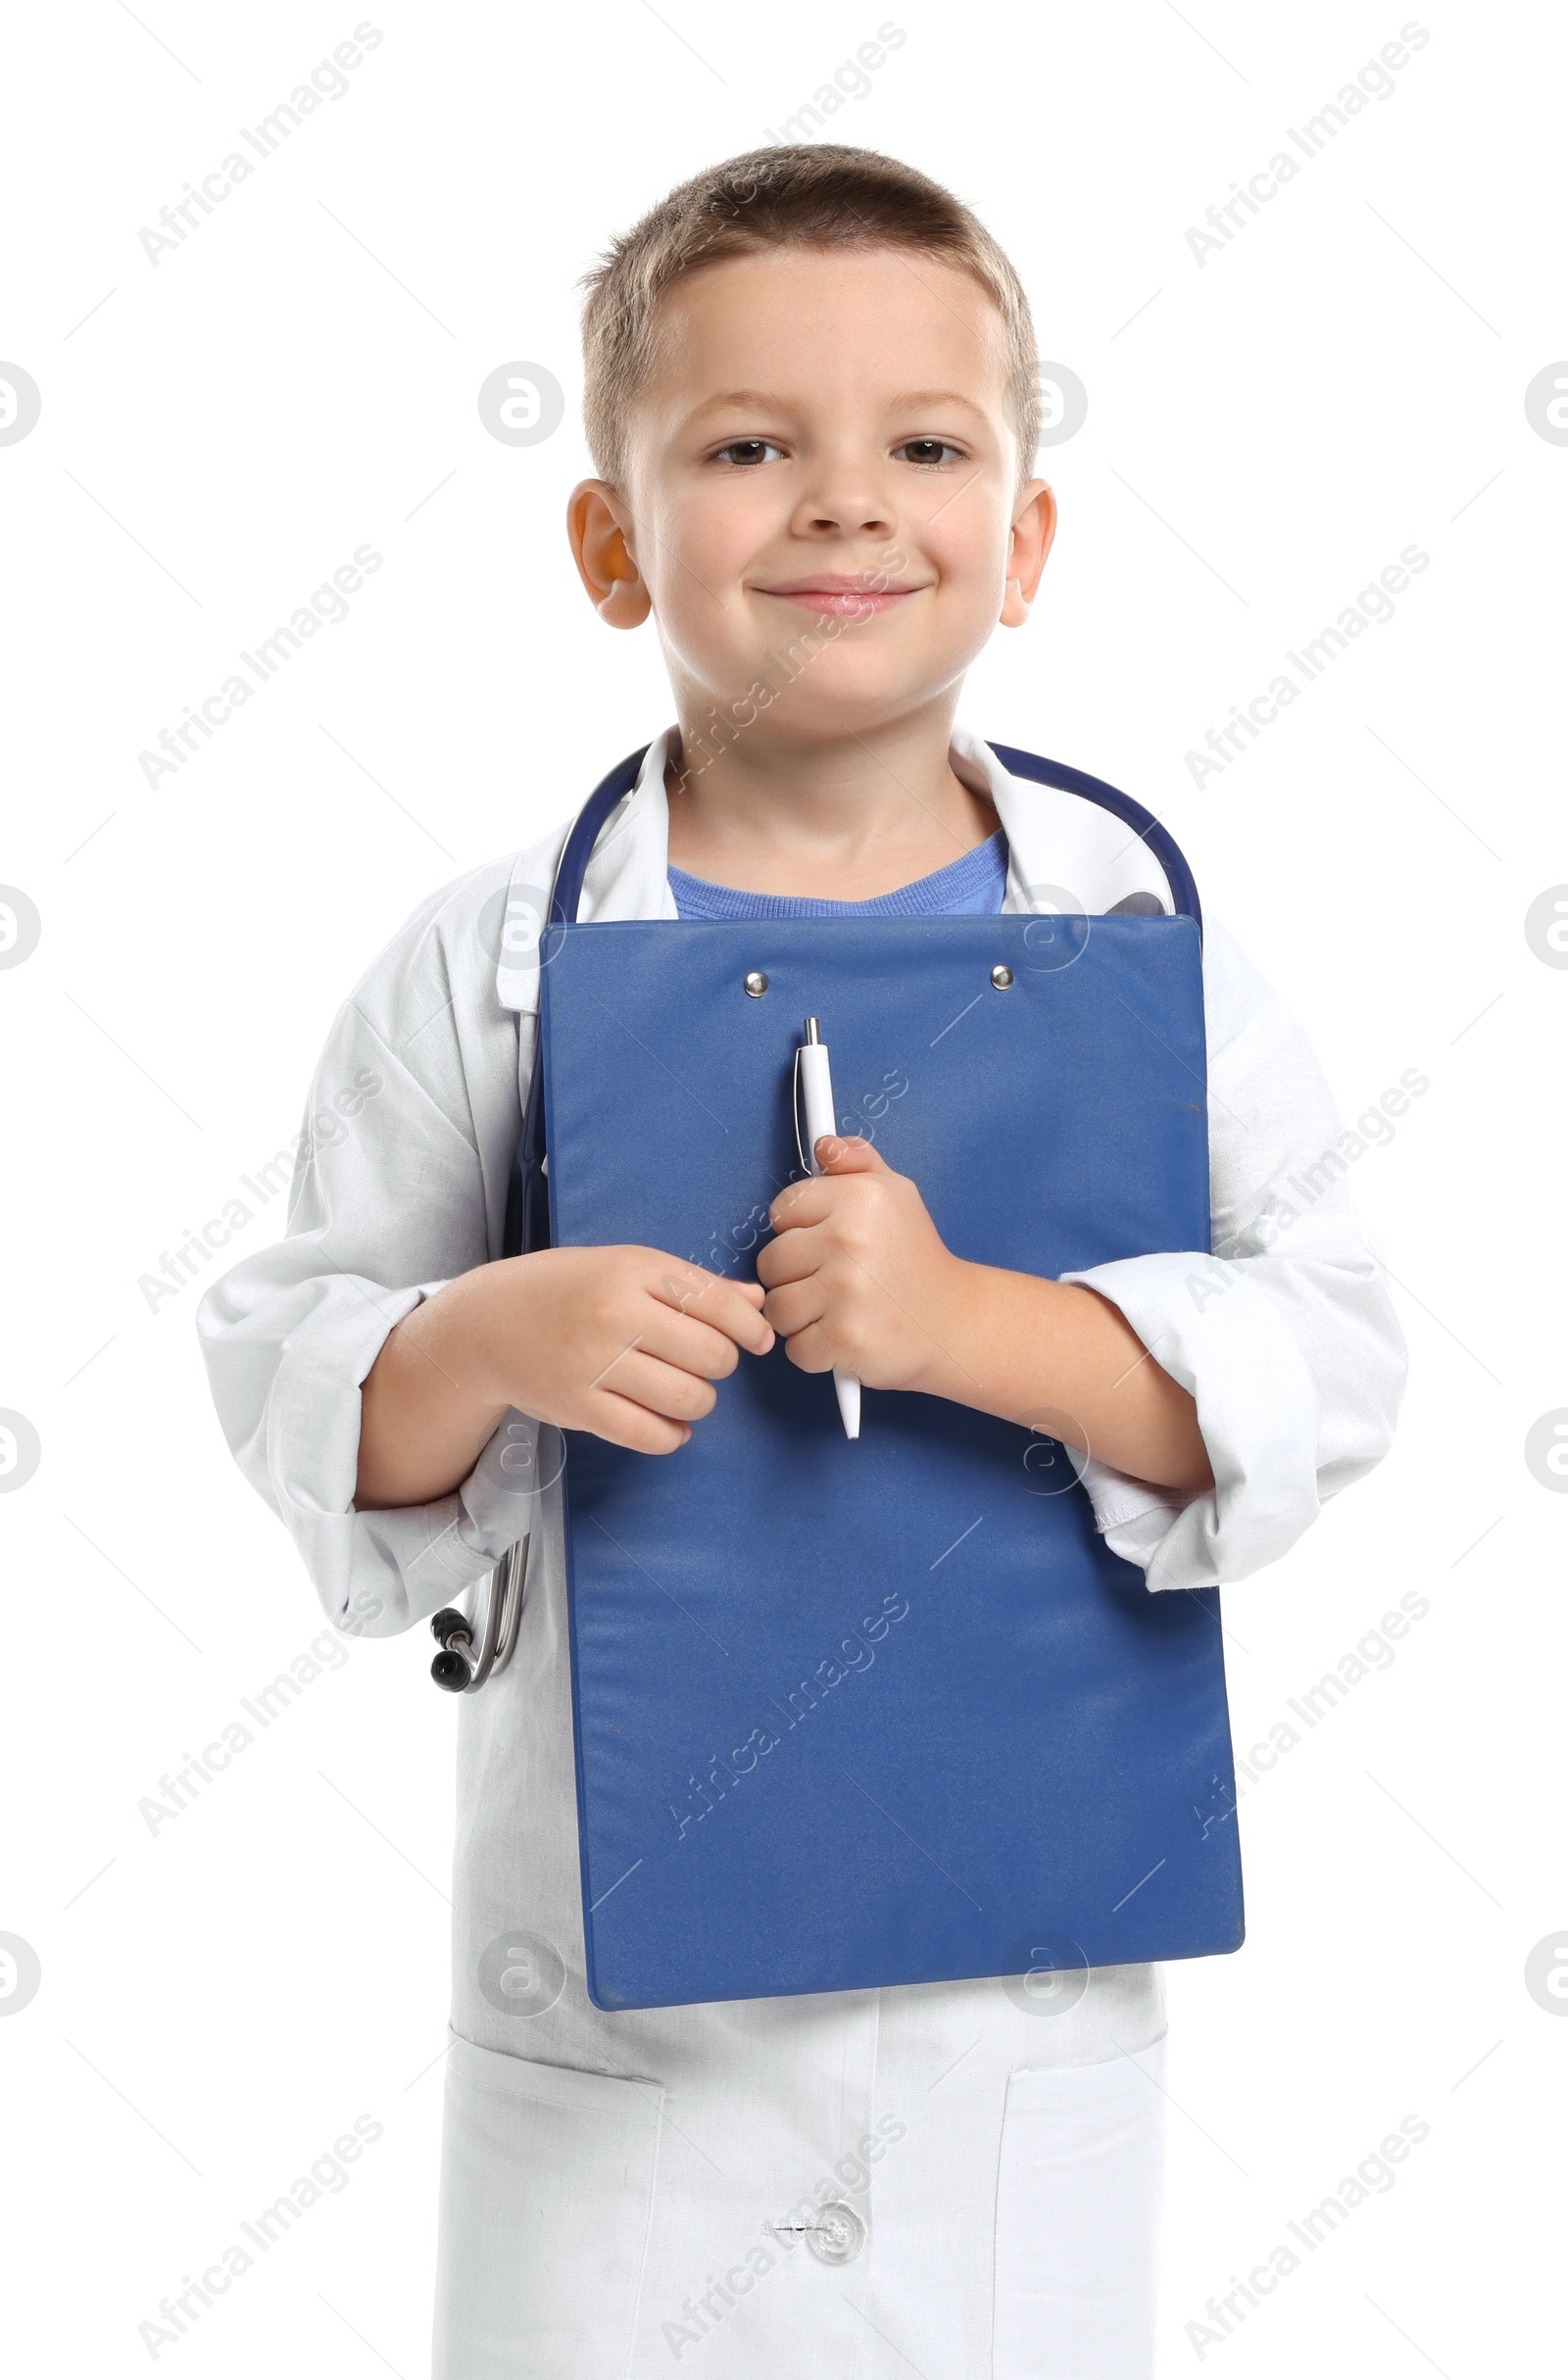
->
[[580, 144, 1041, 490]]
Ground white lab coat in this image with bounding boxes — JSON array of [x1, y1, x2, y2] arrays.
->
[[197, 728, 1405, 2377]]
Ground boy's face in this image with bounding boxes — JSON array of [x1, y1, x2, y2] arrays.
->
[[569, 247, 1054, 744]]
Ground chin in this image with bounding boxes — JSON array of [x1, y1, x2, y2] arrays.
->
[[758, 642, 952, 714]]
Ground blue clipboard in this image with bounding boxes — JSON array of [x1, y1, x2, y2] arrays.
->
[[534, 816, 1244, 2010]]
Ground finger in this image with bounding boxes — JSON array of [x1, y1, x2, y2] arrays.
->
[[767, 1176, 853, 1234], [767, 1173, 820, 1232], [636, 1303, 750, 1381], [591, 1348, 718, 1425], [653, 1266, 775, 1353], [757, 1224, 827, 1289], [814, 1134, 889, 1175], [760, 1279, 827, 1340], [778, 1319, 836, 1376], [585, 1389, 692, 1456]]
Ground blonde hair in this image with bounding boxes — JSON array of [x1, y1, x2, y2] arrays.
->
[[580, 145, 1041, 490]]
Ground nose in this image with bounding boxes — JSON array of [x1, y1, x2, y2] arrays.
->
[[789, 451, 896, 543]]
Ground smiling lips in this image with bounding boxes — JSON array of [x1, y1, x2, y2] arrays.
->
[[757, 575, 924, 618]]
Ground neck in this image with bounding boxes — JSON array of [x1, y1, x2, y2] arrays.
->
[[663, 696, 998, 900]]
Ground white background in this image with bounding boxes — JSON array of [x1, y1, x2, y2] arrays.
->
[[2, 1, 1563, 2371]]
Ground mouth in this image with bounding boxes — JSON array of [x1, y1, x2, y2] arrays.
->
[[754, 575, 927, 619]]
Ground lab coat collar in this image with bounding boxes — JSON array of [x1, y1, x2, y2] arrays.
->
[[578, 725, 1176, 921], [950, 728, 1176, 919], [576, 730, 681, 925], [499, 726, 1174, 1008]]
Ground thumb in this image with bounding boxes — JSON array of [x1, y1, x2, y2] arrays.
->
[[814, 1133, 887, 1175]]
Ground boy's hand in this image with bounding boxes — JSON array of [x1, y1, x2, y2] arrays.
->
[[470, 1246, 774, 1457], [757, 1139, 973, 1397]]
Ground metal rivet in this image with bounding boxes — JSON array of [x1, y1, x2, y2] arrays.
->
[[991, 964, 1014, 990], [744, 971, 768, 997]]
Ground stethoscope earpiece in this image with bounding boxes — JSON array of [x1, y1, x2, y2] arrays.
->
[[427, 1538, 529, 1693], [430, 1609, 476, 1691]]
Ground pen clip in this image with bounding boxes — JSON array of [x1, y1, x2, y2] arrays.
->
[[791, 1044, 809, 1176]]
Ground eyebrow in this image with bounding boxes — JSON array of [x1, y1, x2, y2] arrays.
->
[[681, 387, 994, 427], [882, 391, 991, 421], [681, 390, 790, 425]]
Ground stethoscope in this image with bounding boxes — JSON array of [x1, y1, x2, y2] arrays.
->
[[426, 740, 1201, 1691], [427, 750, 648, 1690]]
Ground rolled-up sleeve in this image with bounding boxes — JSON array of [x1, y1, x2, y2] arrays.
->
[[196, 860, 540, 1637], [1063, 919, 1407, 1591]]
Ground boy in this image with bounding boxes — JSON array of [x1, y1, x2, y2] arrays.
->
[[199, 146, 1404, 2378]]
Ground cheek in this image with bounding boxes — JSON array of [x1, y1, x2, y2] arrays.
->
[[644, 480, 777, 624], [691, 476, 783, 564], [927, 496, 1014, 597]]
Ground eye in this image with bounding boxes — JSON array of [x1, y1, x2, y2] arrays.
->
[[894, 438, 966, 468], [710, 439, 786, 467]]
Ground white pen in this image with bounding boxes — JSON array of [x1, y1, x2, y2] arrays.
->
[[795, 1016, 862, 1440]]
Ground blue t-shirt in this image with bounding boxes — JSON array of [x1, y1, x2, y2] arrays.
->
[[667, 830, 1007, 920]]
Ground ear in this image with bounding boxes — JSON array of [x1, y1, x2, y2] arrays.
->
[[1000, 479, 1056, 627], [566, 481, 652, 628]]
